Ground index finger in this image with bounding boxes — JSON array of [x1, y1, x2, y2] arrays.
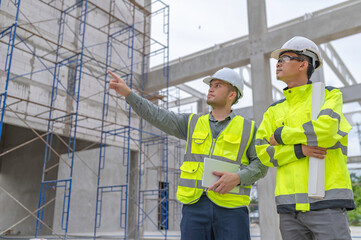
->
[[108, 70, 119, 79]]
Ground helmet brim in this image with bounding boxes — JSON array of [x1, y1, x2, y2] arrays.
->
[[203, 76, 223, 85], [271, 48, 323, 69], [202, 76, 243, 103], [271, 48, 295, 60]]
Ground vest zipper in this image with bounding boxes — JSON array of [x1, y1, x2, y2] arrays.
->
[[208, 121, 230, 158], [209, 138, 216, 158]]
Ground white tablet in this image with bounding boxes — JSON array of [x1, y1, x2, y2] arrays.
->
[[202, 158, 240, 194]]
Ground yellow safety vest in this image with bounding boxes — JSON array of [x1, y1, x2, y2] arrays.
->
[[256, 84, 355, 212], [176, 114, 255, 208]]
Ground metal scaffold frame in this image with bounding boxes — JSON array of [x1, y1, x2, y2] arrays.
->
[[36, 0, 88, 237], [94, 20, 136, 238], [95, 0, 171, 239], [0, 0, 171, 239], [138, 1, 171, 237], [0, 0, 20, 139]]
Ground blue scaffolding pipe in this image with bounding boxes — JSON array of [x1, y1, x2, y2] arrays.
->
[[0, 25, 13, 39], [95, 185, 127, 229], [105, 126, 167, 141], [36, 179, 72, 231], [137, 2, 170, 238], [0, 0, 20, 139], [13, 33, 56, 76], [0, 1, 168, 239], [93, 0, 170, 238], [94, 21, 135, 239], [121, 25, 135, 233], [35, 0, 88, 237], [138, 188, 169, 231], [8, 65, 55, 82]]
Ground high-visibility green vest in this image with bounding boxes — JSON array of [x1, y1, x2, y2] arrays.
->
[[256, 84, 355, 212], [176, 114, 255, 208]]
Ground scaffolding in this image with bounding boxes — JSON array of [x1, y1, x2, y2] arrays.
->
[[0, 0, 171, 239], [0, 0, 20, 138]]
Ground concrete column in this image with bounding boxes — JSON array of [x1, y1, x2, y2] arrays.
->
[[197, 98, 209, 114], [127, 150, 140, 240], [247, 0, 282, 239]]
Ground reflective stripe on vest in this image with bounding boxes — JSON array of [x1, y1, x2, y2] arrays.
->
[[318, 109, 347, 137], [184, 115, 253, 165], [179, 178, 251, 196], [329, 141, 348, 155], [177, 114, 255, 208], [257, 84, 354, 212], [266, 146, 279, 167], [276, 188, 354, 205], [303, 108, 348, 146]]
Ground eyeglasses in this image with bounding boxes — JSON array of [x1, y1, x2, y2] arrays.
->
[[277, 55, 304, 64]]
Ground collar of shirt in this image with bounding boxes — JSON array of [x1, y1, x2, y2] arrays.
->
[[283, 80, 312, 91], [209, 111, 235, 123]]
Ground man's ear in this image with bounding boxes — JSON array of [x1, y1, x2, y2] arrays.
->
[[229, 91, 237, 103], [299, 61, 309, 72]]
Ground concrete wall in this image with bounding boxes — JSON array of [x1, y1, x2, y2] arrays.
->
[[0, 0, 145, 145], [1, 0, 176, 237], [0, 124, 49, 235], [52, 133, 183, 236], [53, 146, 127, 234], [0, 124, 93, 235], [142, 122, 183, 233]]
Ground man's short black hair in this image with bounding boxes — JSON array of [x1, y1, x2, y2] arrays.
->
[[226, 83, 239, 105], [280, 50, 315, 80]]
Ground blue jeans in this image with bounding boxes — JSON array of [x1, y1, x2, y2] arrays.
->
[[180, 195, 250, 240]]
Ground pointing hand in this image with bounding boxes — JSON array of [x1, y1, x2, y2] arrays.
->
[[108, 70, 131, 97]]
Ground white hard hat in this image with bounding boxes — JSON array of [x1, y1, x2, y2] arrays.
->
[[203, 67, 244, 104], [271, 36, 323, 69]]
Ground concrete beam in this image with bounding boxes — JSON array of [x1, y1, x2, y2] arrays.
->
[[146, 1, 361, 92], [320, 43, 357, 86], [177, 84, 206, 99], [146, 39, 250, 92], [264, 1, 361, 54], [168, 96, 199, 109], [344, 111, 361, 126], [348, 156, 361, 164], [341, 84, 361, 103]]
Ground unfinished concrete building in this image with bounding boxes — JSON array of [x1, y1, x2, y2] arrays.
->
[[1, 0, 361, 239]]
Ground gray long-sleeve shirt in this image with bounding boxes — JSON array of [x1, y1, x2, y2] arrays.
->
[[126, 91, 268, 186]]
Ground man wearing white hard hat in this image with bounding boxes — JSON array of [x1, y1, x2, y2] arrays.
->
[[109, 67, 267, 240], [255, 36, 355, 239]]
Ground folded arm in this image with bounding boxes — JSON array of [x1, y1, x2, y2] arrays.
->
[[273, 89, 351, 148]]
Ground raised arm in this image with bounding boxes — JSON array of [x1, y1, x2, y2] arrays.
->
[[108, 70, 190, 140]]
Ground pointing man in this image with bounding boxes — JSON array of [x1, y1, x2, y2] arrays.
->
[[109, 67, 267, 240]]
